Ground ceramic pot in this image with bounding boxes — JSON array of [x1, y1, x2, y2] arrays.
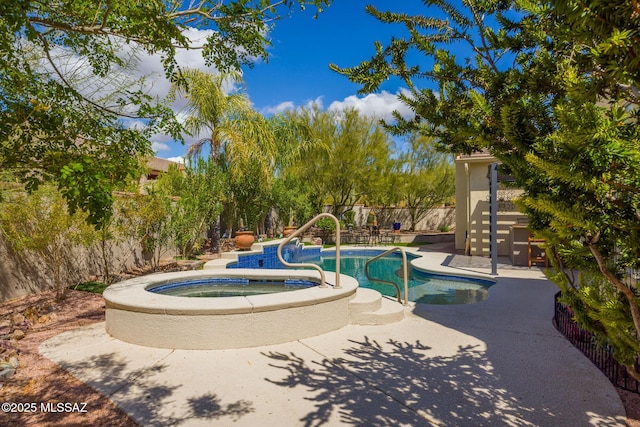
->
[[283, 226, 297, 238], [235, 231, 255, 250]]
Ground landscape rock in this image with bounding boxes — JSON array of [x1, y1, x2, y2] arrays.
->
[[0, 340, 17, 355], [0, 357, 19, 379], [8, 357, 19, 368], [11, 313, 26, 326], [0, 367, 16, 379], [0, 327, 11, 339]]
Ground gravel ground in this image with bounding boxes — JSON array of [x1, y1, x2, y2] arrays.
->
[[0, 289, 137, 426]]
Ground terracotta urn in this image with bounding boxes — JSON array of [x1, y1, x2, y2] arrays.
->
[[283, 226, 297, 238], [235, 230, 255, 250]]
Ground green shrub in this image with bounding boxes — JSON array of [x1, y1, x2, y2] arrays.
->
[[71, 281, 108, 294], [316, 217, 336, 230]]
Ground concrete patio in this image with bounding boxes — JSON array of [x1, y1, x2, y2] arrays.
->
[[39, 250, 626, 426]]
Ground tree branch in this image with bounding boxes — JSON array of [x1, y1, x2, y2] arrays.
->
[[587, 232, 640, 342], [32, 28, 160, 120], [466, 1, 500, 74]]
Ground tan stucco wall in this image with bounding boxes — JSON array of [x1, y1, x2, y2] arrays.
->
[[0, 234, 175, 303], [455, 155, 527, 257], [0, 235, 103, 301], [455, 161, 471, 250], [343, 205, 455, 231]]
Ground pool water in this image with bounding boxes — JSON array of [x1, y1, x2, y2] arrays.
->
[[148, 278, 317, 298], [311, 252, 492, 304]]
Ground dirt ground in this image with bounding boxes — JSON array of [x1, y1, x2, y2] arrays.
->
[[0, 289, 137, 426], [1, 288, 640, 426]]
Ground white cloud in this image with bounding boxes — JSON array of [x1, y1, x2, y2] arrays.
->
[[113, 28, 241, 158], [166, 156, 185, 165], [44, 27, 236, 117], [125, 119, 148, 131], [126, 28, 221, 100], [32, 26, 263, 162], [260, 96, 324, 116], [261, 101, 295, 115], [328, 90, 414, 122], [305, 97, 324, 110], [152, 141, 170, 152]]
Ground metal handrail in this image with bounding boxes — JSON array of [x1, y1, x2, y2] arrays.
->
[[277, 213, 341, 288], [364, 247, 409, 306]]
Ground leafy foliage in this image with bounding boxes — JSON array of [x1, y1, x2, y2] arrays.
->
[[114, 183, 174, 270], [0, 0, 330, 227], [156, 160, 225, 259], [172, 69, 309, 242], [0, 184, 96, 300], [287, 105, 394, 216], [332, 0, 640, 378], [553, 1, 640, 89], [395, 132, 454, 231], [268, 174, 319, 234], [277, 105, 454, 227]]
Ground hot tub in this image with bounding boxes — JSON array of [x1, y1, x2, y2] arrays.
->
[[148, 277, 319, 298], [103, 269, 358, 350]]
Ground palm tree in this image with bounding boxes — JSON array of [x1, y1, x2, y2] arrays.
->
[[171, 69, 279, 252]]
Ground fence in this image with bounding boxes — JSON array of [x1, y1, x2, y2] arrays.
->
[[553, 291, 640, 393]]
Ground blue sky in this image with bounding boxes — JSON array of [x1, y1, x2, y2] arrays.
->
[[244, 1, 411, 112], [153, 1, 432, 162]]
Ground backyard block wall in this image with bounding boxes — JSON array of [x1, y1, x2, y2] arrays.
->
[[0, 234, 153, 303]]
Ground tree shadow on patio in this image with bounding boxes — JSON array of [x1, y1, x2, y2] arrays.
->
[[58, 352, 255, 425], [263, 336, 540, 426], [187, 393, 255, 421]]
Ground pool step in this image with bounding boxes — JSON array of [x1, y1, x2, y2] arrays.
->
[[349, 288, 404, 325]]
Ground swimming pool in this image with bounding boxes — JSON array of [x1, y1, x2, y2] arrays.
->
[[223, 243, 495, 305], [309, 250, 494, 304]]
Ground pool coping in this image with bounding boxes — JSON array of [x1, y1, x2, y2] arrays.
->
[[104, 269, 358, 315], [203, 240, 496, 285], [103, 269, 360, 349]]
